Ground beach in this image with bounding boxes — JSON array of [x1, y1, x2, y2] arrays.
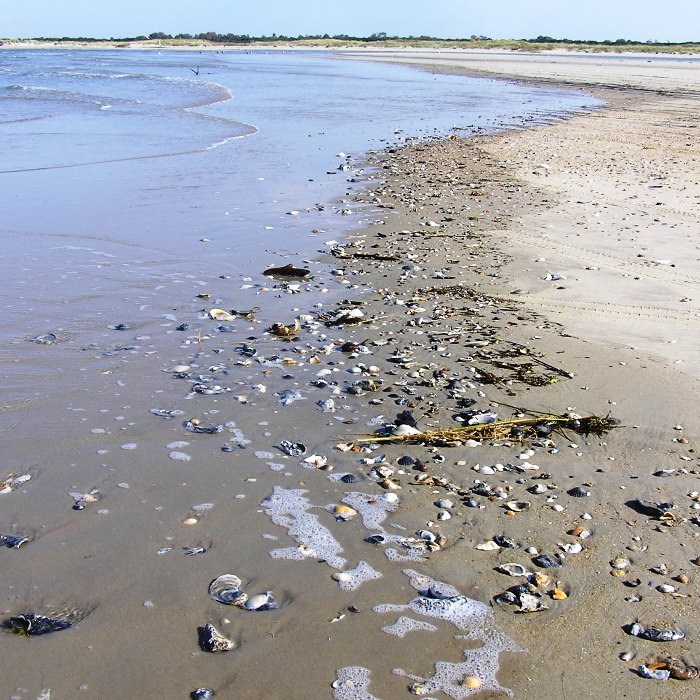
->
[[1, 48, 699, 699]]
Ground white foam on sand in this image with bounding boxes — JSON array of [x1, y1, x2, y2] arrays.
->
[[374, 569, 523, 698], [261, 486, 346, 569], [332, 667, 379, 700]]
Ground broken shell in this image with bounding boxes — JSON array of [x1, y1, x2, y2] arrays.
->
[[437, 511, 451, 521], [462, 676, 481, 689], [7, 613, 72, 636], [199, 623, 235, 653], [628, 622, 684, 642], [532, 572, 550, 588], [475, 541, 500, 551], [611, 557, 631, 570], [208, 574, 246, 606], [551, 587, 568, 600], [657, 584, 677, 594]]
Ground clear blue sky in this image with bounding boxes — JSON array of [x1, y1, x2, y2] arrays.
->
[[1, 0, 697, 42]]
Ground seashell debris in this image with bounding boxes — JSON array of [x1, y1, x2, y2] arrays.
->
[[199, 623, 235, 653]]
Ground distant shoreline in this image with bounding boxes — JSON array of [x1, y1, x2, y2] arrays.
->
[[1, 37, 699, 56]]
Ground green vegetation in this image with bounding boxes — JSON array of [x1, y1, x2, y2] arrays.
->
[[3, 32, 699, 53]]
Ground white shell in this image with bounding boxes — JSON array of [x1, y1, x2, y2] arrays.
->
[[498, 562, 530, 577], [209, 574, 245, 605], [475, 541, 500, 551], [393, 424, 421, 436]]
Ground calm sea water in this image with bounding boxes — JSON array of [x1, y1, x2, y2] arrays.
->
[[0, 49, 600, 398]]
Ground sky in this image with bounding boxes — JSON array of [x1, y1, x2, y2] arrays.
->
[[1, 0, 698, 43]]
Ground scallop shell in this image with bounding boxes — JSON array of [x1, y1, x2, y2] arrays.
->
[[208, 574, 246, 605]]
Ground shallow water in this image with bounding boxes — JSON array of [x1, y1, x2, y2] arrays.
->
[[0, 50, 601, 698]]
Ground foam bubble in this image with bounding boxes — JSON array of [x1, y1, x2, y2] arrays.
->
[[261, 487, 345, 569], [332, 667, 378, 700], [381, 616, 437, 638], [333, 561, 382, 591], [375, 569, 523, 698], [169, 451, 191, 462]]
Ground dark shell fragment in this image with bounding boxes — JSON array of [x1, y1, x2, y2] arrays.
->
[[6, 613, 72, 636], [263, 264, 311, 280], [0, 533, 29, 549]]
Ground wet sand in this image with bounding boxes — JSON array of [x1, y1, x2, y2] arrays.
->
[[2, 51, 700, 699]]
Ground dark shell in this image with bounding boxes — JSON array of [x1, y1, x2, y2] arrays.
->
[[0, 533, 29, 549], [112, 323, 130, 331], [532, 554, 563, 569], [535, 423, 553, 437], [493, 535, 519, 549], [198, 623, 235, 653], [6, 613, 71, 636], [568, 486, 591, 498], [278, 441, 306, 457], [184, 421, 223, 435], [397, 456, 415, 466], [364, 534, 385, 545], [176, 323, 191, 331], [191, 689, 215, 700], [340, 474, 359, 484], [263, 264, 311, 280]]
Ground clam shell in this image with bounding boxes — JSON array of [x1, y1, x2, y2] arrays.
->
[[568, 486, 591, 498], [332, 505, 357, 521], [209, 308, 235, 321], [243, 591, 278, 611], [506, 500, 530, 512], [498, 563, 530, 577], [208, 574, 245, 605]]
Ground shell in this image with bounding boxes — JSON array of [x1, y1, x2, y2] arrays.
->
[[498, 563, 530, 577], [667, 659, 700, 680], [332, 505, 358, 521], [611, 556, 631, 570], [191, 689, 216, 700], [0, 533, 29, 549], [568, 486, 591, 498], [532, 572, 550, 588], [7, 614, 72, 636], [243, 591, 278, 611], [434, 498, 453, 509], [209, 308, 236, 321], [475, 541, 500, 551], [628, 622, 685, 642], [208, 575, 246, 606], [550, 587, 568, 600], [505, 500, 530, 512], [393, 424, 421, 436], [199, 623, 235, 653]]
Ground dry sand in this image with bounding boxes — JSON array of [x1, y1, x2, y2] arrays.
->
[[2, 50, 699, 700]]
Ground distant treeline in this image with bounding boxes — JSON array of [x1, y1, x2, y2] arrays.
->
[[21, 32, 700, 47]]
